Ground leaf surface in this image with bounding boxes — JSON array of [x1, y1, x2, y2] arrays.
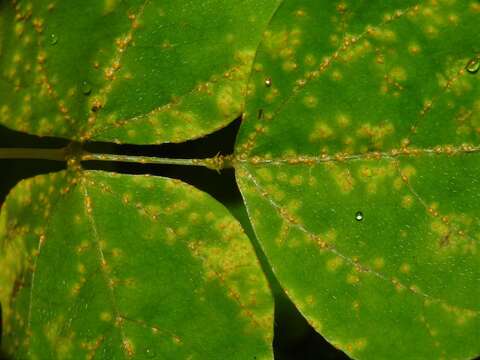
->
[[235, 1, 480, 359], [0, 0, 279, 144], [0, 170, 273, 359]]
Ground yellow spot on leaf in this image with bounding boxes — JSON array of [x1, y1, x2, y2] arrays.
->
[[336, 114, 351, 128], [390, 67, 407, 82], [373, 257, 385, 270], [408, 42, 422, 55], [289, 175, 303, 186], [104, 0, 118, 14], [100, 312, 112, 322], [326, 257, 344, 272], [217, 86, 240, 117], [347, 273, 360, 284], [400, 263, 411, 274], [310, 122, 334, 142], [303, 95, 318, 108], [257, 168, 273, 182], [401, 195, 413, 208]]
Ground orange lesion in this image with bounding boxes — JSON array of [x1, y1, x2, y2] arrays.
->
[[81, 335, 106, 360]]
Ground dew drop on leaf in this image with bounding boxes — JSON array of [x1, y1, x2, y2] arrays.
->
[[82, 80, 92, 95], [49, 34, 58, 45], [355, 211, 364, 221], [145, 348, 156, 358], [264, 77, 272, 87], [466, 57, 479, 74]]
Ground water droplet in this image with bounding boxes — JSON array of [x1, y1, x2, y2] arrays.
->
[[355, 211, 363, 221], [49, 34, 58, 45], [466, 57, 479, 74], [82, 81, 92, 95], [144, 348, 156, 358], [264, 77, 272, 87]]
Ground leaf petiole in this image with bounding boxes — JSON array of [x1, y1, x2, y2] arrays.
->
[[0, 146, 234, 171], [80, 152, 234, 171], [0, 147, 67, 161]]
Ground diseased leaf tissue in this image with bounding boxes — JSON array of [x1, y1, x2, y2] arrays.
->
[[0, 1, 479, 359]]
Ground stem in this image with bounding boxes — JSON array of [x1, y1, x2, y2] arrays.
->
[[0, 147, 66, 161], [81, 153, 201, 166], [0, 146, 234, 171], [80, 152, 234, 172]]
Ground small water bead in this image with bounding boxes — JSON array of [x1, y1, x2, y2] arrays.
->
[[355, 211, 363, 221], [82, 80, 92, 95], [466, 57, 479, 74], [144, 348, 156, 358], [49, 34, 58, 45], [264, 77, 272, 87]]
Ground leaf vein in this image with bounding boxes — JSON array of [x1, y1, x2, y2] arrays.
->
[[81, 180, 130, 359]]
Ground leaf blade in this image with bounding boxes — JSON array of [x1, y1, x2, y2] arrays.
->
[[0, 170, 274, 359], [235, 1, 480, 359], [0, 0, 281, 144]]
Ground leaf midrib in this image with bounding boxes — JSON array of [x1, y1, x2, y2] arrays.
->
[[236, 144, 480, 165]]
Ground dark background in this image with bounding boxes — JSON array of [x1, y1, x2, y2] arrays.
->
[[0, 119, 348, 359]]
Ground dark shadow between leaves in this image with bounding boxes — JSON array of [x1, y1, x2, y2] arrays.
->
[[0, 125, 67, 205]]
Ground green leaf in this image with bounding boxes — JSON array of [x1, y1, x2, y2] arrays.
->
[[0, 0, 279, 144], [235, 1, 480, 359], [0, 170, 273, 359]]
